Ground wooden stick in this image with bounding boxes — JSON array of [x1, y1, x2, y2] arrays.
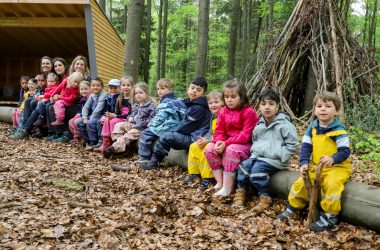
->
[[306, 163, 324, 226], [0, 202, 20, 209], [68, 202, 96, 208]]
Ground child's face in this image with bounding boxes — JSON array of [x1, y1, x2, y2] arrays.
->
[[157, 85, 172, 98], [69, 78, 80, 88], [74, 59, 85, 73], [54, 61, 66, 75], [47, 77, 56, 86], [259, 98, 278, 122], [20, 80, 28, 90], [108, 85, 120, 95], [37, 76, 46, 88], [224, 88, 240, 109], [134, 87, 147, 104], [208, 96, 224, 115], [121, 79, 133, 96], [187, 83, 205, 101], [91, 80, 103, 94], [314, 99, 339, 126], [41, 59, 52, 73], [80, 84, 91, 96], [28, 81, 37, 91]]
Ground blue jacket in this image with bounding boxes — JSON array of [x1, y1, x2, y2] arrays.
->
[[82, 91, 108, 119], [177, 96, 212, 141], [149, 93, 187, 136]]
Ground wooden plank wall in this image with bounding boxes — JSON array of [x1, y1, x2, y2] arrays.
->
[[90, 0, 124, 83]]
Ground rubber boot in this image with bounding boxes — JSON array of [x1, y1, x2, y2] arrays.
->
[[252, 195, 272, 214], [93, 136, 112, 152], [213, 172, 236, 197], [233, 188, 246, 207], [212, 169, 223, 190]]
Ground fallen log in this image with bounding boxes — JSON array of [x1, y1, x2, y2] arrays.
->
[[166, 149, 380, 232]]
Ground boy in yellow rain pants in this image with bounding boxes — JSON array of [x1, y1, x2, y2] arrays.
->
[[184, 90, 224, 190], [277, 92, 351, 232]]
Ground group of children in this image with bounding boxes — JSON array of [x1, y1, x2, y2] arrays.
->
[[10, 70, 351, 232]]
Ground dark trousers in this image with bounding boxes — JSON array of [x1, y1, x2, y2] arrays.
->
[[24, 101, 49, 132], [77, 116, 102, 143], [138, 128, 159, 159], [237, 158, 279, 196], [21, 97, 37, 128], [46, 102, 79, 135], [153, 132, 193, 159]]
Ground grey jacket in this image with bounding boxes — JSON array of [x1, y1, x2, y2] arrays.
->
[[82, 91, 108, 119], [250, 112, 299, 169]]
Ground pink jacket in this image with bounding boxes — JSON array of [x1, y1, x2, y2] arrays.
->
[[213, 105, 258, 146], [43, 83, 60, 99]]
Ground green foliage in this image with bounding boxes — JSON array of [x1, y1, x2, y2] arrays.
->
[[350, 127, 380, 180], [345, 94, 380, 132]]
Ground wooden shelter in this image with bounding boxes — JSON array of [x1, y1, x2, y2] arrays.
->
[[0, 0, 124, 100]]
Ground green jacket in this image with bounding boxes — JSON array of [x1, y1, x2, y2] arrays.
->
[[250, 112, 299, 169]]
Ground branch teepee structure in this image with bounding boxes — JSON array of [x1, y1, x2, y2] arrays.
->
[[246, 0, 378, 119]]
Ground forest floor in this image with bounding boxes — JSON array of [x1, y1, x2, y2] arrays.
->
[[0, 122, 379, 249]]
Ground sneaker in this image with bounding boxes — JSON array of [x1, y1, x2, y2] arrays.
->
[[8, 127, 17, 134], [52, 131, 72, 143], [141, 158, 161, 170], [183, 174, 201, 185], [31, 128, 43, 138], [85, 142, 96, 151], [92, 140, 103, 149], [33, 116, 46, 126], [10, 128, 29, 140], [137, 157, 150, 164], [47, 134, 60, 141], [309, 213, 338, 232], [277, 206, 297, 221], [199, 178, 214, 191], [51, 120, 64, 126]]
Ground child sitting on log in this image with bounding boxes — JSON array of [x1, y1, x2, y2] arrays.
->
[[277, 91, 351, 232], [9, 76, 29, 134], [233, 89, 298, 212], [184, 90, 224, 190]]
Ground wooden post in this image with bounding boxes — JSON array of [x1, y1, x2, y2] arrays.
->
[[306, 163, 324, 226]]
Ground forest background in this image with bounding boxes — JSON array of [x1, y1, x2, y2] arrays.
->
[[99, 0, 380, 177]]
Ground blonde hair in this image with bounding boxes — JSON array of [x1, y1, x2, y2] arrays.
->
[[207, 90, 224, 103], [67, 72, 83, 87], [156, 78, 174, 89], [69, 55, 91, 76], [313, 91, 341, 111], [79, 80, 90, 88]]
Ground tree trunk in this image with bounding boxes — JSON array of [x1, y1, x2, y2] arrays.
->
[[124, 0, 145, 81], [362, 0, 369, 47], [195, 0, 210, 77], [368, 0, 378, 51], [160, 0, 168, 78], [227, 0, 240, 78], [251, 1, 262, 72], [156, 0, 163, 80], [266, 0, 275, 53], [109, 0, 112, 23], [99, 0, 106, 12], [241, 0, 249, 73], [143, 0, 152, 83], [122, 5, 128, 37]]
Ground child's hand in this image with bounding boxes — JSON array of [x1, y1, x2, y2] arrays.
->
[[196, 136, 208, 148], [319, 156, 334, 167], [106, 112, 117, 120], [100, 116, 106, 124], [214, 141, 225, 154], [53, 94, 60, 101], [299, 164, 309, 177], [83, 118, 88, 124]]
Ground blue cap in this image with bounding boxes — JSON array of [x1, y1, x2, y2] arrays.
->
[[108, 79, 120, 86]]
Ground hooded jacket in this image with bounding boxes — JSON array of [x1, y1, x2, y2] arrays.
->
[[249, 112, 299, 169], [176, 96, 212, 141], [213, 105, 258, 146]]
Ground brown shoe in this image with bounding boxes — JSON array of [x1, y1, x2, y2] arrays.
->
[[252, 195, 272, 213], [233, 188, 246, 207]]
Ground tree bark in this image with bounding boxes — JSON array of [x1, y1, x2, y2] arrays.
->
[[109, 0, 112, 23], [306, 163, 323, 227], [99, 0, 106, 12], [241, 0, 249, 73], [251, 0, 263, 72], [195, 0, 210, 77], [156, 0, 163, 80], [143, 0, 152, 83], [368, 0, 378, 51], [227, 0, 240, 78], [160, 0, 168, 78], [124, 0, 145, 81]]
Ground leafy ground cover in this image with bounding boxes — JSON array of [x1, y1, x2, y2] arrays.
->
[[0, 123, 379, 249]]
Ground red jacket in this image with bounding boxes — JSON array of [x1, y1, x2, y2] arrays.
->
[[58, 85, 79, 104], [213, 105, 258, 146], [43, 83, 60, 99]]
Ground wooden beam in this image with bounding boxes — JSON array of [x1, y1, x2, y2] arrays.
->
[[0, 17, 85, 28], [18, 0, 89, 4]]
